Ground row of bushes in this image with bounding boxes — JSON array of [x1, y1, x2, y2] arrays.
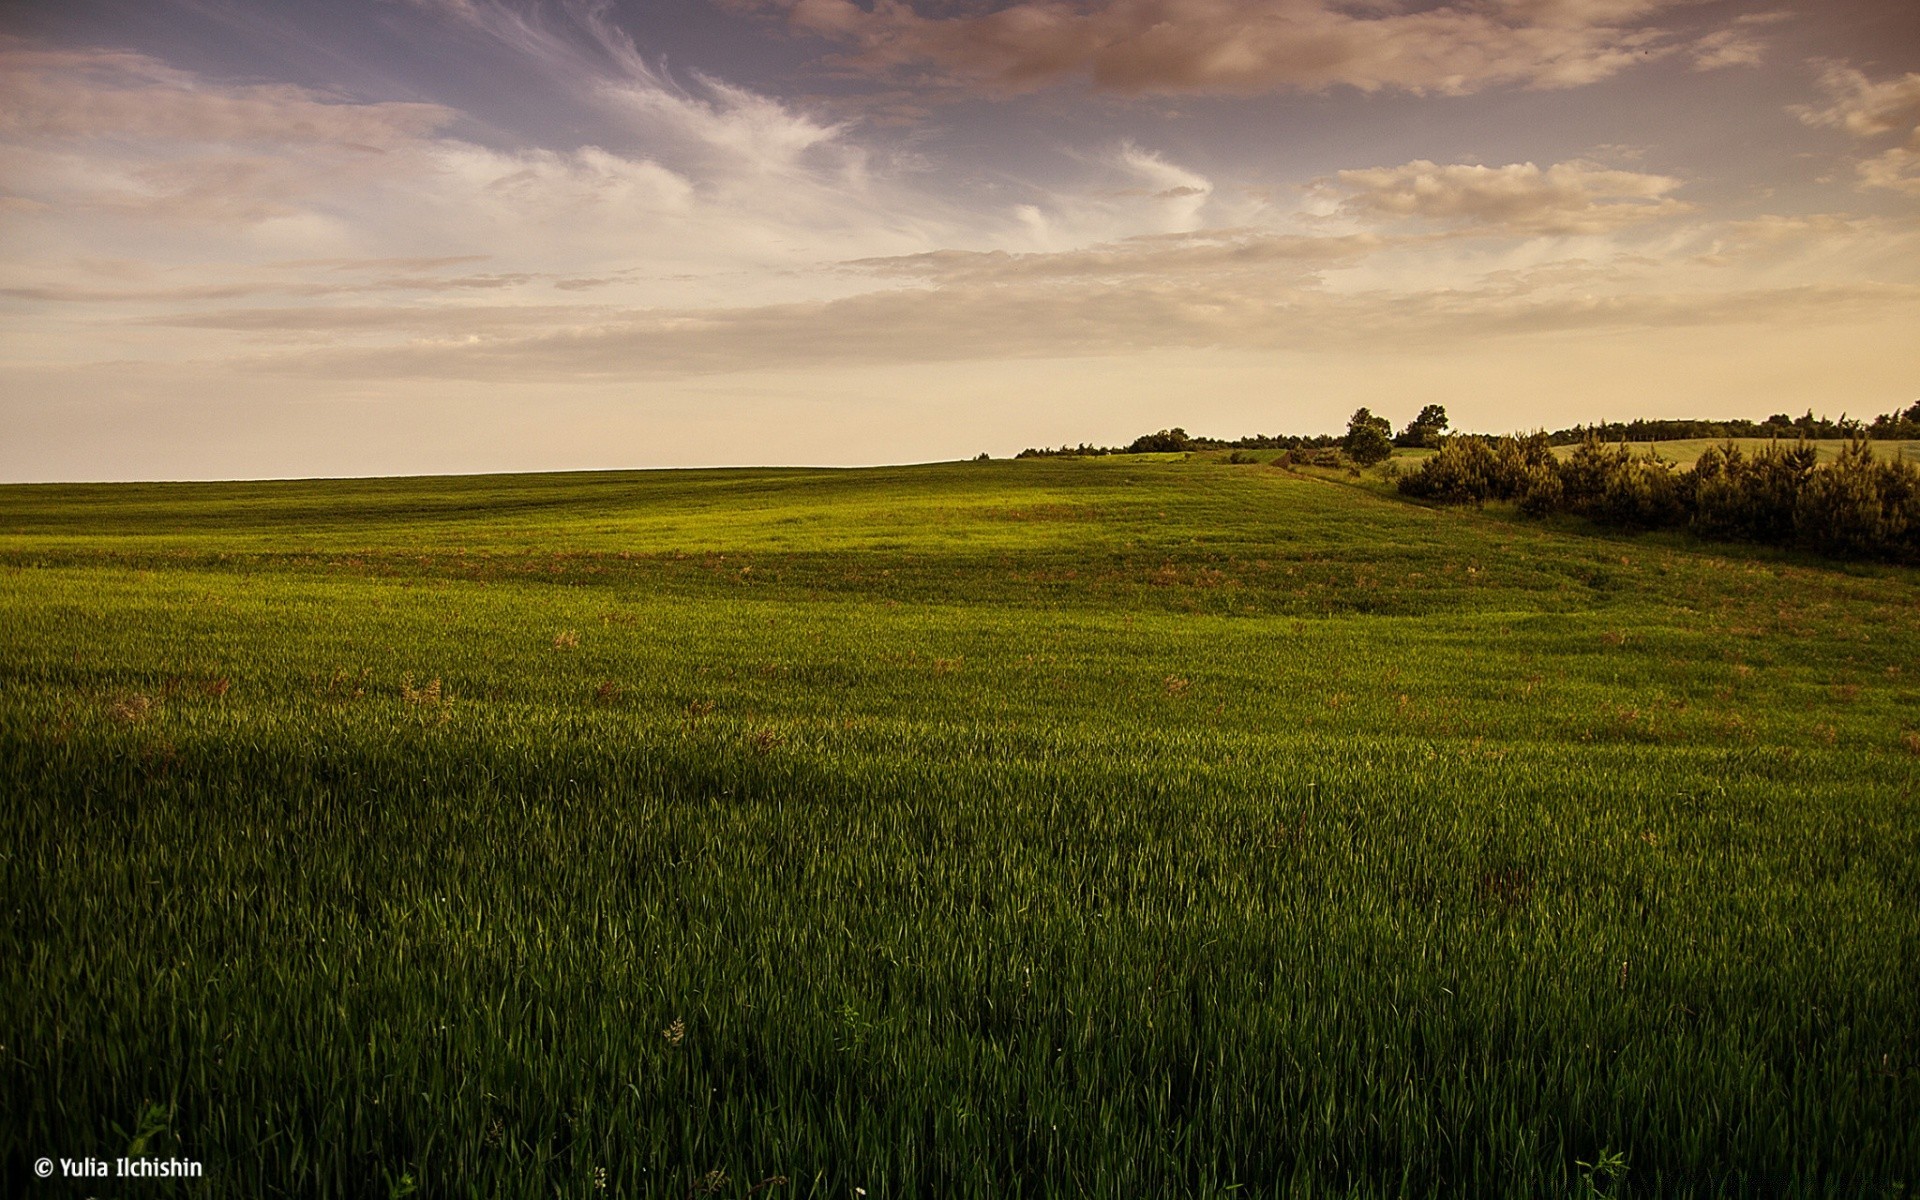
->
[[1398, 436, 1920, 562]]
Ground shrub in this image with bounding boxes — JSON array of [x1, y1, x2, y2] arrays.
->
[[1598, 456, 1685, 529], [1690, 441, 1815, 544], [1557, 437, 1626, 512], [1394, 427, 1919, 561], [1279, 447, 1343, 469], [1397, 433, 1554, 506], [1793, 440, 1920, 561], [1513, 461, 1564, 516], [1398, 437, 1500, 503], [1559, 436, 1684, 528]]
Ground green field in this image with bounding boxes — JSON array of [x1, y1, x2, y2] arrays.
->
[[3, 456, 1917, 1197], [1537, 439, 1920, 469]]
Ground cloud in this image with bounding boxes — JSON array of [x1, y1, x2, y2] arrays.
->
[[844, 228, 1383, 282], [0, 40, 455, 147], [143, 303, 610, 337], [0, 40, 461, 226], [0, 20, 962, 321], [1797, 65, 1920, 140], [1685, 10, 1789, 72], [411, 0, 860, 183], [1795, 65, 1920, 195], [371, 2, 966, 258], [252, 275, 1920, 381], [231, 228, 1920, 381], [1111, 141, 1212, 221], [1687, 30, 1763, 72], [1, 268, 543, 304], [1330, 159, 1690, 234], [753, 0, 1690, 96]]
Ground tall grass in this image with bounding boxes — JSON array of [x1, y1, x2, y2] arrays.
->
[[2, 459, 1917, 1196]]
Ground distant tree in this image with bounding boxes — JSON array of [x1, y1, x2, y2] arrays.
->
[[1344, 408, 1393, 466], [1127, 428, 1194, 454], [1396, 404, 1450, 448]]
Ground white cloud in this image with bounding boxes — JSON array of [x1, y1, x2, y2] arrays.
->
[[1688, 29, 1763, 71], [412, 0, 861, 184], [0, 22, 979, 337], [1795, 65, 1920, 195], [1685, 10, 1789, 72], [1330, 159, 1690, 234], [1797, 65, 1920, 140]]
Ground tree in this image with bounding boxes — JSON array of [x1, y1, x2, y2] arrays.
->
[[1127, 428, 1193, 453], [1344, 408, 1393, 465], [1397, 403, 1450, 448]]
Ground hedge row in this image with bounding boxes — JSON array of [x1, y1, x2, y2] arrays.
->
[[1398, 436, 1920, 563]]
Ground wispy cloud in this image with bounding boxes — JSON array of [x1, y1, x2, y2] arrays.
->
[[0, 39, 455, 146], [223, 221, 1920, 381], [1329, 159, 1690, 235], [1687, 10, 1790, 72], [0, 38, 458, 224], [845, 228, 1383, 282], [411, 0, 861, 183], [241, 274, 1918, 381], [1796, 64, 1920, 195], [752, 0, 1697, 97]]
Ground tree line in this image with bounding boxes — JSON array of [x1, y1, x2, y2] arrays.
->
[[1540, 404, 1920, 445], [1015, 400, 1920, 460], [1015, 427, 1341, 458]]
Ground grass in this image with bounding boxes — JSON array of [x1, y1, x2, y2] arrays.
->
[[1545, 439, 1920, 469], [3, 455, 1917, 1197]]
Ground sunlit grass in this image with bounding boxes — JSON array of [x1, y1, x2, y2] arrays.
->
[[2, 456, 1916, 1197]]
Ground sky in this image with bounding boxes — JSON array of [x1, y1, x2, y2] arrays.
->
[[1, 0, 1917, 480]]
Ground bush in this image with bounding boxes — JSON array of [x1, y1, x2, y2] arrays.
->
[[1556, 437, 1685, 528], [1513, 461, 1564, 516], [1397, 434, 1554, 506], [1793, 440, 1920, 561], [1397, 437, 1500, 503], [1400, 432, 1919, 562], [1279, 447, 1344, 469], [1690, 442, 1815, 544]]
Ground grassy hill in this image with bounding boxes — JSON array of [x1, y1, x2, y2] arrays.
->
[[3, 455, 1916, 1197]]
